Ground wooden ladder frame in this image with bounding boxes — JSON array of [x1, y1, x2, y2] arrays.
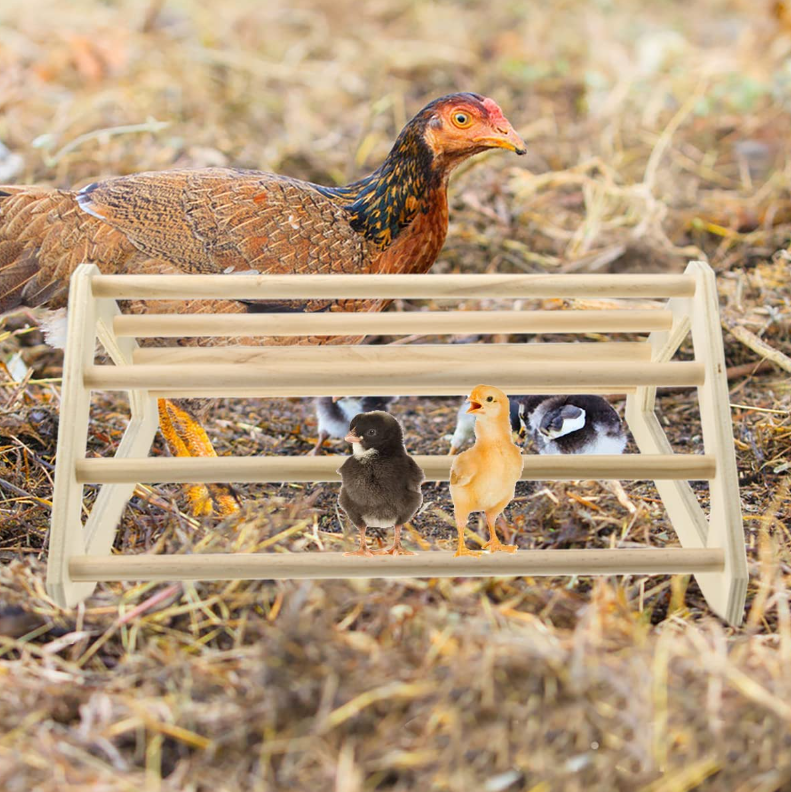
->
[[46, 262, 748, 625]]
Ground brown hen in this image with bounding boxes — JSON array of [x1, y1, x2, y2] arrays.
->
[[0, 93, 525, 515]]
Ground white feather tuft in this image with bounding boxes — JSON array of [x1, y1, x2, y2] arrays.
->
[[545, 409, 586, 439], [40, 309, 69, 349], [352, 443, 378, 462]]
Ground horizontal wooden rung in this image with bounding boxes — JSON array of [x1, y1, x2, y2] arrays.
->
[[132, 342, 652, 367], [114, 309, 672, 338], [84, 359, 704, 396], [75, 454, 717, 484], [91, 273, 697, 300], [69, 548, 725, 582]]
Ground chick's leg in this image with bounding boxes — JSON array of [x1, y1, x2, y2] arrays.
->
[[309, 429, 330, 456], [483, 504, 518, 553], [344, 523, 375, 557], [373, 525, 416, 556], [453, 508, 482, 558], [158, 399, 240, 517], [600, 479, 637, 514]]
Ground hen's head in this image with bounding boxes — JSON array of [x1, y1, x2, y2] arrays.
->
[[416, 93, 526, 168]]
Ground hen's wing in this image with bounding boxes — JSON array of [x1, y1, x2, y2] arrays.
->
[[77, 168, 373, 276], [0, 187, 135, 312]]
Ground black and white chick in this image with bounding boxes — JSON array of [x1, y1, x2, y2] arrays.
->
[[310, 396, 397, 455], [519, 395, 635, 513], [448, 395, 524, 454], [521, 395, 627, 456], [337, 411, 425, 557]]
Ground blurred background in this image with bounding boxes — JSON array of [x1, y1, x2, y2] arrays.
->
[[1, 2, 791, 790], [1, 0, 790, 274]]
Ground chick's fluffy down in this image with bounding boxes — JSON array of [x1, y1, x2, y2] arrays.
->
[[450, 444, 523, 512]]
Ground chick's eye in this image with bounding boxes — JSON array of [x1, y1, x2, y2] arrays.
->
[[487, 396, 493, 402], [367, 428, 377, 436], [452, 111, 471, 128]]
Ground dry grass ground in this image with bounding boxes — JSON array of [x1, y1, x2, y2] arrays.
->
[[1, 0, 791, 789]]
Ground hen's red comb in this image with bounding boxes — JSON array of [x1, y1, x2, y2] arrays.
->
[[482, 97, 508, 126]]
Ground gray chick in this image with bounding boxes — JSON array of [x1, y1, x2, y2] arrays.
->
[[338, 411, 425, 557], [311, 396, 397, 455]]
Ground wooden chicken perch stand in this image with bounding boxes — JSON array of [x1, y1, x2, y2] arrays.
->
[[48, 262, 748, 625]]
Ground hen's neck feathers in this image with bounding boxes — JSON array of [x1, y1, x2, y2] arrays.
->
[[316, 119, 442, 251]]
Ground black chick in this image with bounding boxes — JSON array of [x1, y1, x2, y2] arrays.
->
[[337, 411, 425, 557], [519, 395, 626, 455], [310, 396, 398, 455]]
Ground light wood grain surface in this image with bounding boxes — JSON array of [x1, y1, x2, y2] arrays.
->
[[70, 548, 725, 582], [75, 454, 717, 484]]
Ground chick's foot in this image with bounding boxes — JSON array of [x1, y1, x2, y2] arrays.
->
[[344, 547, 376, 557], [483, 536, 518, 553], [372, 526, 416, 556], [344, 528, 375, 557], [373, 545, 416, 556], [454, 543, 483, 558]]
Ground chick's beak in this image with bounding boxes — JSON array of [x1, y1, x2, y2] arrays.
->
[[474, 122, 527, 155], [345, 431, 362, 444], [466, 400, 483, 414]]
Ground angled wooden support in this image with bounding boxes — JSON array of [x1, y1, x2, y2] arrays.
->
[[46, 264, 158, 607], [625, 261, 747, 625], [85, 297, 159, 557], [47, 265, 746, 623]]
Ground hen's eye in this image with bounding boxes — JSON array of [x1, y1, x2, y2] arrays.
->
[[487, 396, 493, 402], [452, 111, 471, 128]]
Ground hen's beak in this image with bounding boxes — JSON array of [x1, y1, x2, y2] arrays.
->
[[466, 400, 483, 414], [345, 431, 362, 444], [474, 123, 527, 155]]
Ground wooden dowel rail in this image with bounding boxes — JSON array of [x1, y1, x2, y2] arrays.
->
[[114, 309, 673, 338], [131, 342, 653, 366], [69, 548, 725, 583], [148, 386, 640, 398], [91, 273, 697, 300], [84, 359, 705, 394], [75, 454, 717, 484]]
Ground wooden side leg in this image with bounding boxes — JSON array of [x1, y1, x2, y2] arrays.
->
[[687, 261, 748, 626], [47, 265, 101, 608], [625, 262, 747, 626]]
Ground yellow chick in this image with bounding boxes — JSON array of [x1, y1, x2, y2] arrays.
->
[[450, 385, 525, 557]]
